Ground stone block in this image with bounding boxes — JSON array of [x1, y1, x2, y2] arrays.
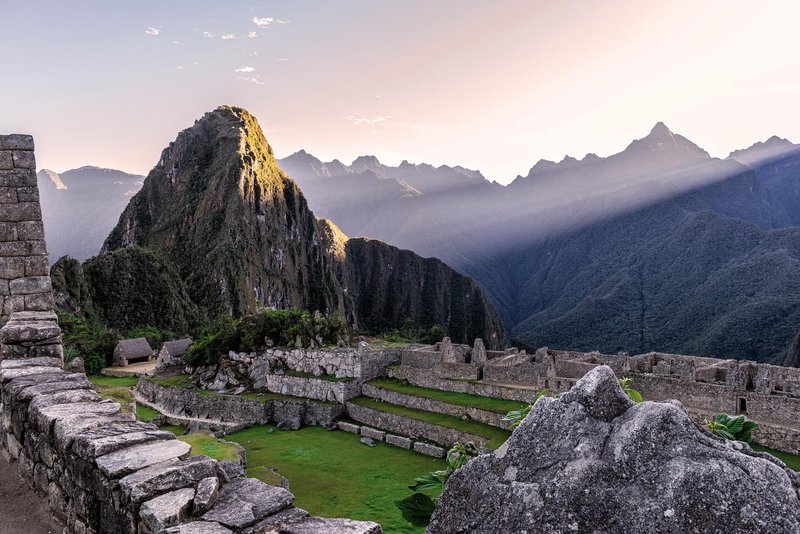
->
[[0, 168, 36, 187], [23, 256, 50, 277], [385, 434, 413, 449], [32, 400, 120, 436], [71, 422, 172, 460], [164, 522, 233, 534], [2, 294, 24, 315], [0, 202, 41, 222], [139, 487, 195, 533], [17, 221, 44, 240], [336, 421, 360, 434], [0, 241, 27, 257], [28, 388, 101, 413], [95, 438, 192, 478], [264, 516, 382, 534], [119, 456, 218, 504], [202, 477, 294, 529], [0, 280, 8, 296], [9, 276, 50, 296], [194, 477, 220, 513], [25, 292, 55, 311], [29, 343, 63, 360], [360, 426, 386, 441], [0, 135, 34, 151], [0, 316, 60, 343], [0, 222, 17, 241], [0, 257, 25, 278], [0, 187, 17, 203], [0, 151, 13, 170], [11, 150, 35, 169], [413, 442, 446, 458], [0, 342, 28, 359], [15, 186, 39, 202]]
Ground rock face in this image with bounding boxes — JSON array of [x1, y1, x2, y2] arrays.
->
[[94, 106, 505, 346], [427, 365, 800, 534]]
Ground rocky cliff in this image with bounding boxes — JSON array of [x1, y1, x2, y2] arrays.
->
[[98, 106, 504, 346], [428, 365, 800, 533]]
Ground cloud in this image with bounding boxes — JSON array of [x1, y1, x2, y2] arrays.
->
[[252, 17, 288, 28], [248, 31, 258, 39], [145, 27, 160, 36], [220, 34, 237, 40], [235, 66, 255, 73], [277, 57, 289, 62], [237, 75, 266, 86], [344, 115, 391, 126], [203, 31, 216, 38]]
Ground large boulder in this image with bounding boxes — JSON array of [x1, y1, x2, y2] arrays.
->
[[427, 365, 800, 534]]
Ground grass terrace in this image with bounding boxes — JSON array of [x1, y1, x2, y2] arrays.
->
[[367, 377, 525, 414], [228, 425, 445, 534], [349, 396, 512, 449]]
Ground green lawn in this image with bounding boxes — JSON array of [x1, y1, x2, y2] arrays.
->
[[88, 375, 140, 388], [367, 378, 524, 414], [160, 424, 188, 436], [136, 404, 162, 423], [227, 425, 445, 534], [178, 433, 243, 463], [752, 444, 800, 471], [350, 396, 511, 449]]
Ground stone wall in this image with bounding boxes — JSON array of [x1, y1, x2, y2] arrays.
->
[[344, 402, 489, 450], [361, 383, 509, 429], [261, 374, 362, 403], [0, 135, 52, 324], [136, 380, 344, 428], [389, 365, 536, 403]]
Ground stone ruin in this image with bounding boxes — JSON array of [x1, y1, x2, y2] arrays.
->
[[0, 134, 380, 534], [428, 365, 800, 533], [397, 340, 800, 455]]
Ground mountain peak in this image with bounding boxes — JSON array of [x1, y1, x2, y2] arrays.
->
[[649, 121, 672, 137]]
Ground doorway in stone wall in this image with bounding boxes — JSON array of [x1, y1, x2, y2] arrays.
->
[[737, 397, 748, 415]]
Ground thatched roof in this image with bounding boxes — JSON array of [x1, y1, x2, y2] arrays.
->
[[161, 338, 193, 357], [114, 338, 153, 360]]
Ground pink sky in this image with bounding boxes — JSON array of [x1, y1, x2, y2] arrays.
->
[[2, 0, 799, 184]]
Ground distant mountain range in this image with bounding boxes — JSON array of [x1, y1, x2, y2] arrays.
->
[[279, 125, 800, 364], [38, 166, 144, 261], [39, 120, 800, 363]]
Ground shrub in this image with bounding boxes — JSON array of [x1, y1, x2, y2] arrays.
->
[[57, 309, 120, 373], [705, 413, 758, 444], [422, 324, 446, 345]]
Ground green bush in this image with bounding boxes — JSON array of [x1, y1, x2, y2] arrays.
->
[[58, 309, 120, 373], [422, 324, 446, 345], [186, 309, 348, 367]]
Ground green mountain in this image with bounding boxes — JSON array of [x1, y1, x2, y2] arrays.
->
[[91, 106, 505, 347]]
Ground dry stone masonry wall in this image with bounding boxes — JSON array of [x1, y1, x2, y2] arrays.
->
[[0, 135, 52, 324], [0, 134, 379, 534]]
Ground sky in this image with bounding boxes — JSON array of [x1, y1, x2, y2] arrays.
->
[[2, 0, 800, 185]]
